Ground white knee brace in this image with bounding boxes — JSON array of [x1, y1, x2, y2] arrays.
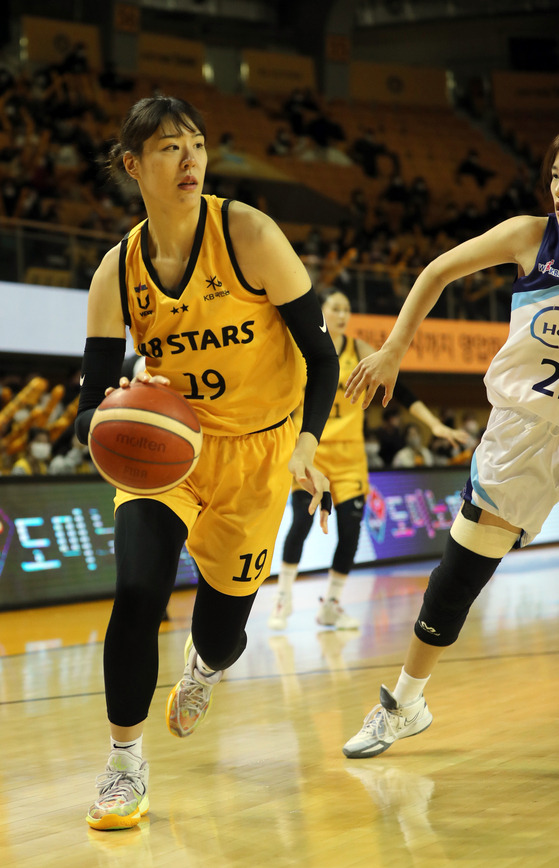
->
[[450, 509, 519, 559]]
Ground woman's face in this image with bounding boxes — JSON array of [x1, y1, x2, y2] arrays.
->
[[124, 117, 207, 212], [322, 292, 351, 338]]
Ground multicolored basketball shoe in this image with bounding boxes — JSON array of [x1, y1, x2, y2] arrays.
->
[[342, 685, 432, 758], [166, 633, 223, 738], [86, 752, 149, 830]]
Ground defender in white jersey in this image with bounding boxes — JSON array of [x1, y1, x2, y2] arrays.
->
[[341, 134, 559, 760]]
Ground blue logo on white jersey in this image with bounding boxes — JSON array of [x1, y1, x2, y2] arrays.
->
[[531, 306, 559, 348]]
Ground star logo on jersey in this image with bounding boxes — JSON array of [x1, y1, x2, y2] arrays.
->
[[205, 275, 223, 290], [171, 304, 189, 315]]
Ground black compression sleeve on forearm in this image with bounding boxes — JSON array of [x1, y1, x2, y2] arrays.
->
[[393, 378, 418, 409], [75, 337, 126, 443], [276, 288, 339, 442]]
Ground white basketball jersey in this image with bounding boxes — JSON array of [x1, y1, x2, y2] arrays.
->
[[485, 215, 559, 425]]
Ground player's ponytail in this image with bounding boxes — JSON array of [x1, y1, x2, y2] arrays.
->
[[107, 140, 126, 183]]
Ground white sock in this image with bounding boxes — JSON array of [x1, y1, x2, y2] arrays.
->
[[196, 655, 217, 676], [393, 667, 430, 706], [277, 563, 298, 596], [194, 653, 223, 685], [325, 574, 346, 601], [110, 735, 143, 761]]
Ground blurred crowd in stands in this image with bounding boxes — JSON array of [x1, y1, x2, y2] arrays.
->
[[0, 371, 99, 477], [264, 88, 540, 317], [364, 405, 483, 472], [0, 55, 542, 280], [0, 45, 143, 236]]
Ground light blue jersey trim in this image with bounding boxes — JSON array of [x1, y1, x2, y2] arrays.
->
[[470, 452, 498, 509], [512, 283, 559, 311]]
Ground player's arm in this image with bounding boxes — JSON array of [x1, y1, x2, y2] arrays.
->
[[75, 247, 172, 444], [345, 215, 546, 409], [229, 203, 339, 530], [74, 246, 127, 444]]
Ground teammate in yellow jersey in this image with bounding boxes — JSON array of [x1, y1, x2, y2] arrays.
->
[[269, 288, 469, 631], [75, 95, 339, 830]]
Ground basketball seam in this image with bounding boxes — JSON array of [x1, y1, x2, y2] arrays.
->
[[92, 407, 201, 439]]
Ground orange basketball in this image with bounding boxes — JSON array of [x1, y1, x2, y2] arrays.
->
[[88, 381, 202, 495]]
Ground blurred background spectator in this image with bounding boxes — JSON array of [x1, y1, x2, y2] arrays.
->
[[392, 423, 435, 468]]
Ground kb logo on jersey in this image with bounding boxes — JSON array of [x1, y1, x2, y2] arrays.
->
[[531, 306, 559, 349]]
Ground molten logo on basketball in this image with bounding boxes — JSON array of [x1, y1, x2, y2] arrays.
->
[[116, 433, 166, 452]]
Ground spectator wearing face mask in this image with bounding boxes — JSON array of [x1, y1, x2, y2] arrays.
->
[[11, 427, 52, 475], [447, 412, 484, 466], [364, 429, 385, 470], [392, 423, 434, 468], [49, 432, 97, 475]]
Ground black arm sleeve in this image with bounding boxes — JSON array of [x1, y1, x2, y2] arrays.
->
[[276, 288, 339, 442], [75, 337, 126, 443], [393, 378, 418, 409]]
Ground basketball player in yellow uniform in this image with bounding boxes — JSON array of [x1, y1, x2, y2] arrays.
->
[[269, 289, 468, 631], [75, 95, 339, 830]]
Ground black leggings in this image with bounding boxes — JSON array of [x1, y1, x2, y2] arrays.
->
[[105, 499, 256, 727], [282, 489, 365, 576]]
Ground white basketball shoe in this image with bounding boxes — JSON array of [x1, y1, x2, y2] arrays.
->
[[343, 685, 432, 758]]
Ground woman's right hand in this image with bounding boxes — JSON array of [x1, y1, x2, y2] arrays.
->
[[104, 370, 171, 396], [344, 346, 401, 409]]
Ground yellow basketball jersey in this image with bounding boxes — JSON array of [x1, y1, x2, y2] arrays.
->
[[292, 336, 364, 443], [119, 196, 305, 436]]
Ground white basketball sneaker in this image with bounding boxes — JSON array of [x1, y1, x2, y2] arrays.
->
[[316, 597, 359, 630], [343, 685, 433, 758], [268, 593, 293, 630]]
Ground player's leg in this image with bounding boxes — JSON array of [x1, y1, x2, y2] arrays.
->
[[269, 489, 314, 630], [343, 503, 520, 758], [167, 423, 296, 734], [87, 499, 188, 829], [166, 574, 257, 737], [317, 495, 364, 629]]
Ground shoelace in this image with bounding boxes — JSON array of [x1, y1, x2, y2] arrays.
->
[[319, 596, 343, 611], [361, 704, 397, 739], [95, 769, 145, 804], [178, 674, 210, 714]]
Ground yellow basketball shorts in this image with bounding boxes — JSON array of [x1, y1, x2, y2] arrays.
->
[[114, 418, 297, 596], [292, 439, 368, 506]]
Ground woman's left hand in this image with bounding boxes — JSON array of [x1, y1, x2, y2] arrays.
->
[[288, 435, 331, 534], [430, 421, 470, 449]]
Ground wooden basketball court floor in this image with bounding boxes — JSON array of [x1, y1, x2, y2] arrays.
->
[[1, 544, 558, 868]]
